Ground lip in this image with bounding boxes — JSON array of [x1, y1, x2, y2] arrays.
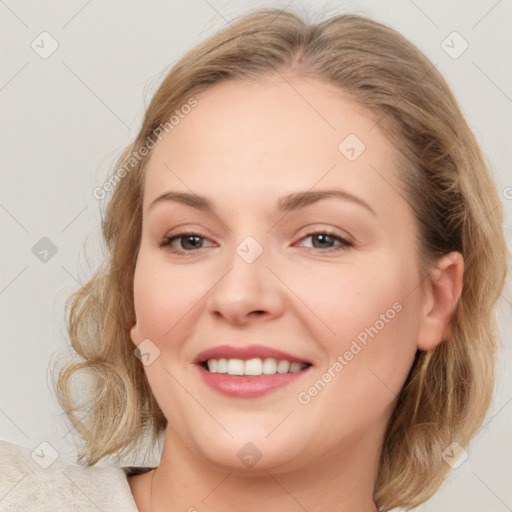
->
[[193, 344, 313, 399], [194, 363, 313, 398], [193, 344, 312, 365]]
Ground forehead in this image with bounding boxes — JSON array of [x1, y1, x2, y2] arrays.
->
[[142, 76, 403, 213]]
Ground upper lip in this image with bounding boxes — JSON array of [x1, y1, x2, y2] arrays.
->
[[194, 344, 312, 365]]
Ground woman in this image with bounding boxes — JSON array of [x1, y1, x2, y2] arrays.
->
[[1, 7, 507, 512]]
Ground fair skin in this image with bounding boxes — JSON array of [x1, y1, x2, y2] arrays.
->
[[127, 75, 464, 511]]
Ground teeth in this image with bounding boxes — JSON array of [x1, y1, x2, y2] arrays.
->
[[244, 358, 263, 375], [205, 357, 309, 376], [207, 359, 218, 372], [217, 358, 228, 373], [262, 358, 277, 374], [227, 358, 244, 375], [277, 360, 290, 373]]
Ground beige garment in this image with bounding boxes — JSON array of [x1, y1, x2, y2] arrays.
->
[[0, 439, 140, 511]]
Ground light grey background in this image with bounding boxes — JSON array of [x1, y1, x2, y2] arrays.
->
[[1, 1, 511, 510]]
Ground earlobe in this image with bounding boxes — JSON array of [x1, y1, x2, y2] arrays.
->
[[130, 321, 140, 347], [416, 251, 464, 351]]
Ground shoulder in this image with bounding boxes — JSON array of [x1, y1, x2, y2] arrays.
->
[[0, 439, 139, 511]]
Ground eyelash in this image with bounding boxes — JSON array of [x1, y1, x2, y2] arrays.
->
[[158, 230, 353, 255]]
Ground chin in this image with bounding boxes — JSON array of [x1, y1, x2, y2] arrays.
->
[[190, 432, 304, 474]]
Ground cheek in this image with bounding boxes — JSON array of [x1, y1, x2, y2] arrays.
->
[[131, 252, 210, 424], [291, 258, 415, 345], [294, 258, 420, 399], [132, 251, 211, 340]]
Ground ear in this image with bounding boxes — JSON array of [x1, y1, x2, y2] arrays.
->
[[130, 319, 141, 347], [416, 251, 464, 351]]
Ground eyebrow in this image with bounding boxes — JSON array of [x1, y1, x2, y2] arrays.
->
[[148, 189, 376, 216]]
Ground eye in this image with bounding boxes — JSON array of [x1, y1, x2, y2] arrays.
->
[[159, 232, 214, 253], [296, 231, 353, 252], [159, 229, 353, 255]]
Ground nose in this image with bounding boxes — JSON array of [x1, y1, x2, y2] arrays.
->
[[205, 242, 285, 326]]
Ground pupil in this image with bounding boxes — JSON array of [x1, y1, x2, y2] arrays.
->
[[313, 234, 333, 248], [183, 236, 202, 250]]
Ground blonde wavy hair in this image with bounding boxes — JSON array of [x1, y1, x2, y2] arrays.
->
[[53, 7, 508, 510]]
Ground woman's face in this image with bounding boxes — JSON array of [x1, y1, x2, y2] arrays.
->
[[130, 76, 432, 473]]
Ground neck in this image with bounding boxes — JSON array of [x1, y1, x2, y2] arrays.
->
[[142, 426, 382, 512]]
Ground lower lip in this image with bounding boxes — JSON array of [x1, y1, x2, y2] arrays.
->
[[195, 364, 312, 398]]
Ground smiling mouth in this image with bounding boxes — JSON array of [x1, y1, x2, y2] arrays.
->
[[200, 357, 312, 376]]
